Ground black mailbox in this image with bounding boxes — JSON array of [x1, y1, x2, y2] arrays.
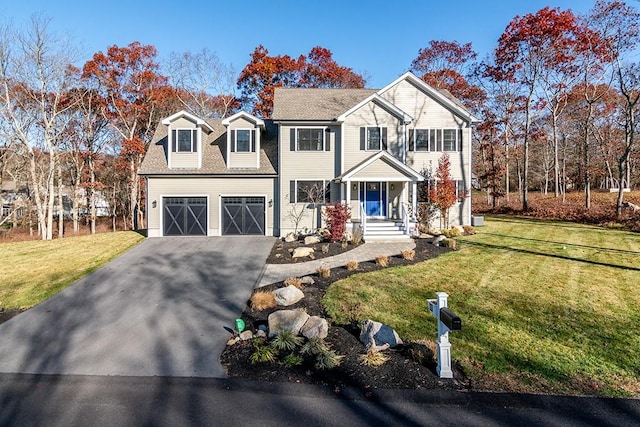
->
[[440, 307, 462, 331]]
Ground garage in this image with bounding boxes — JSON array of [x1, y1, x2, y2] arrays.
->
[[222, 197, 265, 235], [163, 197, 208, 236]]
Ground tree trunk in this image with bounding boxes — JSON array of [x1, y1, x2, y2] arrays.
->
[[552, 111, 559, 198], [57, 160, 64, 238], [89, 156, 96, 234]]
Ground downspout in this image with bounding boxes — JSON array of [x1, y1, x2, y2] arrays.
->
[[467, 122, 473, 225]]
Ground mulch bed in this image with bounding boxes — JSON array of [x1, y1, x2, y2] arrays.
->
[[0, 309, 26, 325], [266, 238, 362, 264], [221, 237, 470, 391]]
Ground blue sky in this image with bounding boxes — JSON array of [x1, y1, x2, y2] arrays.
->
[[2, 0, 598, 88]]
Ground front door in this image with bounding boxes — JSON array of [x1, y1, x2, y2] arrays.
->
[[360, 182, 386, 217]]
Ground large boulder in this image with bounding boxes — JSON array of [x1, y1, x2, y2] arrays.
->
[[359, 319, 403, 351], [292, 247, 314, 258], [274, 285, 304, 306], [432, 235, 446, 246], [300, 316, 328, 340], [284, 232, 297, 243], [304, 235, 322, 245], [268, 310, 310, 337], [300, 276, 315, 285]]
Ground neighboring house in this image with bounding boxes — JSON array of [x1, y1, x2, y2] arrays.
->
[[139, 72, 479, 238]]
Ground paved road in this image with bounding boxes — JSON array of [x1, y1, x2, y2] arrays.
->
[[1, 374, 638, 426], [0, 236, 275, 378]]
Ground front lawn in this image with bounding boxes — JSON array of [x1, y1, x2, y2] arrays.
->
[[0, 231, 144, 310], [323, 216, 640, 397]]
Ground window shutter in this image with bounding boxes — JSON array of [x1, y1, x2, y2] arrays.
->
[[230, 130, 235, 152], [382, 127, 388, 150], [251, 130, 256, 152], [408, 129, 414, 151], [325, 130, 330, 151], [290, 128, 296, 151], [459, 129, 463, 151], [360, 127, 365, 150], [192, 129, 198, 152], [290, 180, 296, 203], [437, 129, 443, 151], [171, 130, 176, 152]]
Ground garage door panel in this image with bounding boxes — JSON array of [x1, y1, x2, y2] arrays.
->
[[222, 197, 265, 235], [163, 197, 207, 236]]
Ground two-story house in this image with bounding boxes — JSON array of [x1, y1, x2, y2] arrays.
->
[[139, 72, 479, 239]]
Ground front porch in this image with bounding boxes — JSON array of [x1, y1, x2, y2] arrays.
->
[[334, 151, 424, 240]]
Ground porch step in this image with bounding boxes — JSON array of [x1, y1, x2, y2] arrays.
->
[[363, 221, 411, 241]]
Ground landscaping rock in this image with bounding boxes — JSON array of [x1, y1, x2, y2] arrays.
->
[[268, 310, 310, 337], [239, 330, 254, 341], [300, 316, 328, 340], [432, 235, 446, 246], [454, 225, 465, 234], [255, 329, 267, 338], [274, 285, 305, 306], [304, 235, 322, 245], [300, 276, 315, 285], [292, 247, 314, 258], [227, 337, 240, 346], [284, 232, 297, 243], [359, 319, 403, 351]]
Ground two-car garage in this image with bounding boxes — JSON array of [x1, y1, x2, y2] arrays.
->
[[161, 196, 266, 236]]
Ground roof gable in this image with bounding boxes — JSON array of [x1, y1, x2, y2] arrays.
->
[[161, 110, 214, 132], [336, 93, 413, 124], [378, 72, 480, 123], [338, 151, 424, 182], [221, 111, 265, 127]]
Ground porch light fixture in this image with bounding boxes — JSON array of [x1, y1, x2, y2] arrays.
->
[[268, 198, 273, 207], [352, 183, 357, 191], [390, 184, 395, 191], [152, 200, 157, 208]]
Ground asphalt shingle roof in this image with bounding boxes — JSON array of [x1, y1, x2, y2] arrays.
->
[[271, 88, 377, 121]]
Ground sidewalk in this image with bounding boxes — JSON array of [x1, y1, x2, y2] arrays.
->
[[257, 240, 415, 287]]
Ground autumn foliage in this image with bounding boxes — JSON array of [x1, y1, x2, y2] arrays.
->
[[323, 202, 352, 242], [429, 153, 458, 228]]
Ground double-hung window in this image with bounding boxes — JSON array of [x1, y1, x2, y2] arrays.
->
[[235, 129, 251, 152], [172, 129, 198, 152], [367, 126, 382, 150], [443, 129, 458, 151], [296, 128, 324, 151], [295, 180, 330, 203], [415, 129, 429, 151]]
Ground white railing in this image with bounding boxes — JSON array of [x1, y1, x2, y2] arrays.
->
[[401, 202, 409, 235], [359, 202, 367, 235]]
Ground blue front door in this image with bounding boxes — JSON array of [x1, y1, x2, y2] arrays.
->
[[361, 182, 386, 217]]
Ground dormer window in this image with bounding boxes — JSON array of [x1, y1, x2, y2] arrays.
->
[[171, 129, 198, 152], [231, 129, 256, 153]]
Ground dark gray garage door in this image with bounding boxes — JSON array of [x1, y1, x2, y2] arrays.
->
[[222, 197, 265, 235], [163, 197, 207, 236]]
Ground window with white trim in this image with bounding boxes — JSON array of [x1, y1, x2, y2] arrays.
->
[[295, 180, 331, 203], [235, 129, 251, 152], [367, 126, 382, 150], [171, 129, 198, 152], [296, 128, 324, 151], [408, 128, 461, 152]]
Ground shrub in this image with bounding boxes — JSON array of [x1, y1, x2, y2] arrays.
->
[[301, 337, 329, 356], [401, 249, 415, 260], [462, 225, 476, 235], [346, 260, 359, 271], [284, 277, 303, 289], [351, 226, 363, 245], [375, 255, 389, 267], [340, 238, 348, 249], [250, 338, 277, 364], [280, 352, 304, 368], [321, 243, 330, 254], [250, 290, 276, 311], [317, 266, 331, 278], [314, 349, 344, 370], [442, 238, 457, 250], [442, 227, 462, 238], [323, 202, 352, 242], [358, 350, 390, 367], [270, 330, 304, 352]]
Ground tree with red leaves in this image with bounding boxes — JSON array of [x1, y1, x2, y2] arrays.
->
[[430, 153, 458, 229], [238, 45, 365, 117], [492, 7, 593, 211], [410, 40, 486, 113], [82, 42, 171, 230]]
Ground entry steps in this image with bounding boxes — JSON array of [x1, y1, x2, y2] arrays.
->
[[363, 220, 411, 241]]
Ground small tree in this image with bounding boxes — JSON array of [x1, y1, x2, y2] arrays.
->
[[429, 153, 457, 229], [417, 165, 438, 232], [323, 202, 351, 242]]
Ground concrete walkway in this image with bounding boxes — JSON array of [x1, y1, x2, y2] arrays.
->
[[258, 240, 416, 287]]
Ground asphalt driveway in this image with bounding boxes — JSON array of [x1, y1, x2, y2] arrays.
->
[[0, 236, 275, 378]]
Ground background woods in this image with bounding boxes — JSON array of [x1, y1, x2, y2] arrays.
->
[[1, 1, 639, 240]]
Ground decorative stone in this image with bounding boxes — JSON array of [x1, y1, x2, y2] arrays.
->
[[300, 316, 328, 340], [268, 310, 310, 337], [258, 324, 268, 332], [284, 232, 297, 243], [454, 225, 465, 234], [239, 330, 254, 341], [274, 285, 305, 306], [359, 319, 403, 352], [255, 329, 267, 338], [304, 235, 322, 245], [432, 235, 446, 246], [227, 337, 240, 346], [300, 276, 315, 285], [292, 247, 314, 258]]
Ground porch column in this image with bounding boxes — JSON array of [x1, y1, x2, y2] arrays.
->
[[345, 180, 351, 206], [412, 181, 418, 217]]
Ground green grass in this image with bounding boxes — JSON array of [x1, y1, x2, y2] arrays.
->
[[323, 216, 640, 397], [1, 232, 145, 309]]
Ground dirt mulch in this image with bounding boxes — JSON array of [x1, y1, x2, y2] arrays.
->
[[266, 238, 363, 264], [220, 238, 469, 391]]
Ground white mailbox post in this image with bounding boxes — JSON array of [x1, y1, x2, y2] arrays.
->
[[427, 292, 461, 379]]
